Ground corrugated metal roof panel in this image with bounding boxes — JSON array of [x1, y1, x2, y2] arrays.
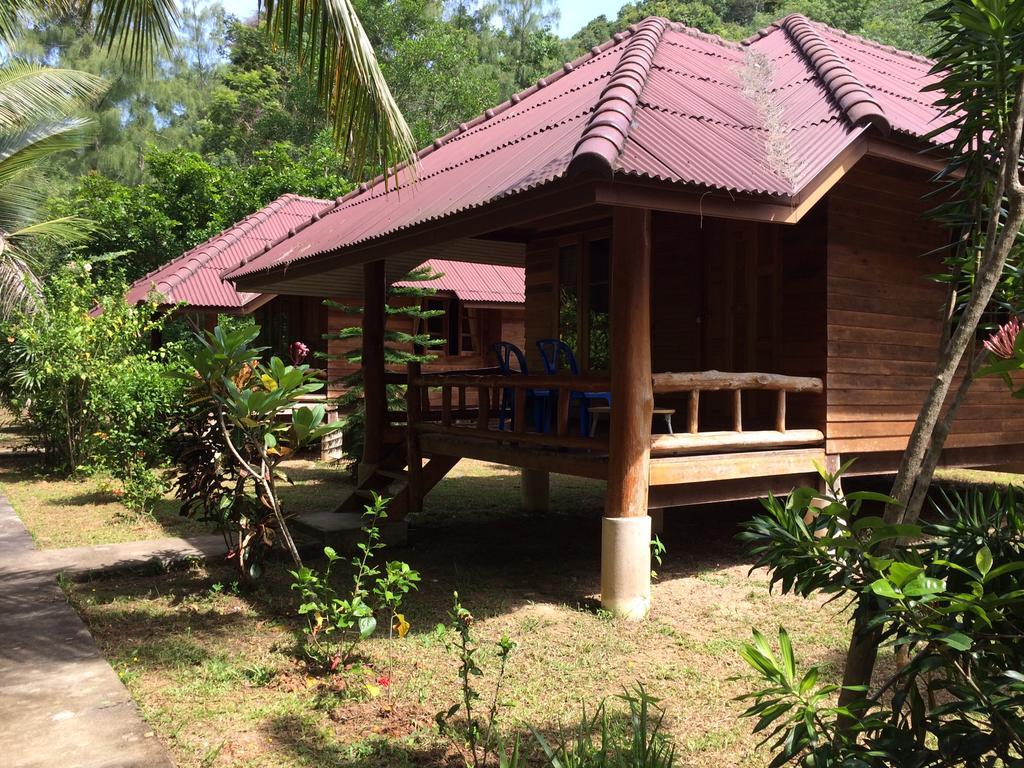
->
[[396, 259, 525, 304], [226, 15, 953, 284], [125, 194, 333, 310]]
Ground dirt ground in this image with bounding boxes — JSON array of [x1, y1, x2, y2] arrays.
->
[[66, 469, 864, 768]]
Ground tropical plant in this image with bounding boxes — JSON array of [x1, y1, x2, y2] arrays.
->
[[1, 0, 416, 315], [0, 63, 108, 319], [434, 591, 519, 768], [171, 322, 341, 580], [737, 472, 1024, 766], [260, 0, 417, 179], [290, 493, 420, 671]]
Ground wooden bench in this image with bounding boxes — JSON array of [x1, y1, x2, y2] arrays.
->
[[649, 428, 824, 456]]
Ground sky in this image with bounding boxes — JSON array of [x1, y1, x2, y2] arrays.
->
[[215, 0, 627, 38]]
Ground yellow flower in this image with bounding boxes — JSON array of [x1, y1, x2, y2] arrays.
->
[[394, 613, 410, 638]]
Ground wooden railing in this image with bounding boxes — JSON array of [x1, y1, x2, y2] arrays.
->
[[405, 364, 612, 452], [650, 370, 824, 455], [401, 366, 823, 459]]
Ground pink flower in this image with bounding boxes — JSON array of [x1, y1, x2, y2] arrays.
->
[[984, 317, 1021, 360], [290, 340, 310, 365], [376, 676, 391, 687]]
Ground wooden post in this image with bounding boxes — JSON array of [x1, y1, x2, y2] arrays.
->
[[513, 388, 527, 434], [362, 260, 387, 468], [732, 390, 743, 432], [775, 391, 787, 433], [405, 362, 424, 516], [687, 391, 699, 434], [602, 207, 653, 620], [477, 387, 489, 431]]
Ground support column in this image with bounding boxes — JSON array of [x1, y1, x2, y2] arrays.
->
[[362, 260, 387, 469], [521, 469, 550, 514], [601, 207, 653, 620]]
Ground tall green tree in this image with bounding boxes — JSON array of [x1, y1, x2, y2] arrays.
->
[[835, 0, 1024, 721]]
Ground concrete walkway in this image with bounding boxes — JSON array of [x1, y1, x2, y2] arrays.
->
[[0, 492, 226, 768]]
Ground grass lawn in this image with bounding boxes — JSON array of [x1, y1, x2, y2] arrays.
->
[[66, 467, 864, 768], [0, 453, 357, 549]]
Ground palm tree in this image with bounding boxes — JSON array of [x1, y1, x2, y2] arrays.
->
[[0, 63, 107, 319], [0, 0, 416, 319]]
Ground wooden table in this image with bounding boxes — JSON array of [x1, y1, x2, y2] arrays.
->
[[587, 405, 675, 437]]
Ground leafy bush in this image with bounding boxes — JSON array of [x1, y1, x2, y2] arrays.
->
[[737, 472, 1024, 766], [291, 494, 420, 672], [0, 262, 182, 511], [171, 323, 341, 580]]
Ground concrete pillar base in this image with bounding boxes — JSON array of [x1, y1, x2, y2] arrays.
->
[[521, 469, 550, 515], [600, 516, 651, 620]]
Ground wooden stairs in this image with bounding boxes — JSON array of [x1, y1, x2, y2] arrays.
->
[[291, 441, 459, 548]]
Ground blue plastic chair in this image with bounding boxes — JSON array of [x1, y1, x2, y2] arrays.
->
[[492, 342, 549, 432], [536, 339, 612, 436]]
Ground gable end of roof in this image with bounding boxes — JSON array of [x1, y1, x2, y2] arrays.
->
[[781, 14, 890, 136], [567, 16, 669, 180]]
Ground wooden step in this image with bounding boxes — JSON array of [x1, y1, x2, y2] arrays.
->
[[291, 511, 408, 549]]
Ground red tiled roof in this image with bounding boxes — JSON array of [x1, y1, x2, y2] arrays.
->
[[125, 194, 334, 310], [225, 14, 949, 284], [395, 259, 525, 304]]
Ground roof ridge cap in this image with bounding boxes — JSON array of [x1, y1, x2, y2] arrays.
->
[[816, 22, 935, 66], [664, 20, 744, 50], [781, 14, 890, 135], [567, 16, 669, 180]]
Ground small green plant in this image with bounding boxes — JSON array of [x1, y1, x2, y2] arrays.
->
[[435, 591, 518, 768], [291, 494, 420, 672], [650, 535, 666, 580], [533, 684, 676, 768]]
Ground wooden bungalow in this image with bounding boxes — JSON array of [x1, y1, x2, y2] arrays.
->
[[224, 15, 1015, 617]]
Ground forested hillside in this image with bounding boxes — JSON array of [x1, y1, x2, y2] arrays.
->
[[23, 0, 936, 284]]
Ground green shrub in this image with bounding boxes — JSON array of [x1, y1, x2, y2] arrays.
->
[[736, 474, 1024, 766], [0, 261, 182, 511]]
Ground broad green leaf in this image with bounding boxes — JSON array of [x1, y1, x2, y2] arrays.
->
[[869, 579, 901, 600], [976, 545, 993, 577]]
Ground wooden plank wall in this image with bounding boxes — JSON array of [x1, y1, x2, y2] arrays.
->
[[826, 157, 1024, 459]]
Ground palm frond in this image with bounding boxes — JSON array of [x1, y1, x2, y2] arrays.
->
[[0, 243, 41, 321], [0, 64, 108, 130], [90, 0, 180, 74], [10, 215, 98, 246], [0, 118, 91, 189], [262, 0, 416, 183], [0, 0, 71, 47]]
